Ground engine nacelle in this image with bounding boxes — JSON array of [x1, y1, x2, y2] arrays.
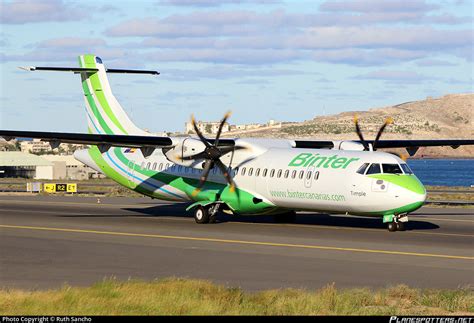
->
[[163, 137, 208, 169], [335, 140, 366, 151]]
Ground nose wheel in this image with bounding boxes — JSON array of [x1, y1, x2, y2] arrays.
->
[[386, 214, 407, 232], [387, 221, 405, 232]]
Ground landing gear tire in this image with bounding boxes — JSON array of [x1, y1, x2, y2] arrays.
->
[[396, 222, 405, 231], [194, 206, 210, 224], [387, 222, 397, 232]]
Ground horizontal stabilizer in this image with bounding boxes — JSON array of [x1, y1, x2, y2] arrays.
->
[[18, 66, 159, 75], [19, 66, 98, 73]]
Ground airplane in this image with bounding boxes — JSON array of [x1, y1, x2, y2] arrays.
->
[[1, 54, 473, 232]]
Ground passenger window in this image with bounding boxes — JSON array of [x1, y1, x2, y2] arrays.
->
[[291, 170, 297, 179], [270, 169, 275, 177], [277, 169, 282, 178], [147, 162, 151, 170], [366, 163, 381, 175], [159, 163, 163, 171], [255, 168, 260, 177], [241, 167, 246, 176], [263, 169, 268, 177], [357, 163, 369, 175], [152, 162, 157, 170], [299, 170, 304, 179], [306, 171, 312, 179], [284, 170, 289, 178], [382, 164, 403, 174], [248, 168, 253, 176], [234, 167, 239, 175], [400, 164, 413, 175], [314, 171, 319, 180]]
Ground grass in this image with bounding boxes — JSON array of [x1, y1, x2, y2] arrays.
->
[[0, 278, 473, 315]]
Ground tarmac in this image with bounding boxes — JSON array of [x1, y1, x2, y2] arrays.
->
[[0, 195, 472, 291]]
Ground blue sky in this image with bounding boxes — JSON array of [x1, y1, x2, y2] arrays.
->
[[1, 0, 472, 133]]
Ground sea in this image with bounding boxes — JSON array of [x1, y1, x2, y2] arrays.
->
[[407, 159, 474, 187]]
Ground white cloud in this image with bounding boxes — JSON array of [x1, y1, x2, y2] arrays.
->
[[0, 0, 89, 24], [319, 0, 438, 13]]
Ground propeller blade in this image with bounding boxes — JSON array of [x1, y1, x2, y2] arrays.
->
[[215, 159, 237, 193], [191, 160, 214, 197], [214, 111, 231, 147], [191, 114, 211, 148], [353, 115, 368, 150], [373, 117, 393, 151]]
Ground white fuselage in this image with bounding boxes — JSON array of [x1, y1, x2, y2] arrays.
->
[[75, 137, 427, 217]]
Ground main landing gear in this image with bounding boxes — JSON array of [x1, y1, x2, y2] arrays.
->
[[385, 214, 408, 232], [194, 204, 221, 224]]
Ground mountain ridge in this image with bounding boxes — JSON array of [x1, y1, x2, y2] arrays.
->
[[224, 93, 473, 158]]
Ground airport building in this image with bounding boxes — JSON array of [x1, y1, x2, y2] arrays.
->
[[20, 139, 88, 154], [0, 151, 102, 180], [0, 151, 54, 179], [184, 120, 230, 135]]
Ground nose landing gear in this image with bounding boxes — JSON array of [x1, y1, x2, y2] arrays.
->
[[384, 214, 408, 232]]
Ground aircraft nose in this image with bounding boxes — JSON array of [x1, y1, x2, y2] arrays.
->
[[406, 176, 426, 212]]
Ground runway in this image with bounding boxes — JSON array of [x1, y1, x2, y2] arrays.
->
[[0, 195, 472, 291]]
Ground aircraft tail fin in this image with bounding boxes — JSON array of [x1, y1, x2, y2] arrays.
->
[[20, 55, 159, 136], [78, 54, 152, 135]]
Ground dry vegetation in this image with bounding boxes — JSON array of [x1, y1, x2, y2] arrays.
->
[[1, 278, 473, 315], [226, 93, 473, 158]]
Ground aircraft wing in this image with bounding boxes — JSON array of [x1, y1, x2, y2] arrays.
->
[[294, 138, 474, 156], [0, 130, 176, 157], [366, 139, 474, 156], [365, 139, 474, 149], [0, 130, 236, 156]]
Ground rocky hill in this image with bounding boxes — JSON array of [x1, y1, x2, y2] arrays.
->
[[224, 93, 473, 158]]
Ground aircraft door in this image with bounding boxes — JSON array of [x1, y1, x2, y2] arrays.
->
[[304, 165, 315, 189]]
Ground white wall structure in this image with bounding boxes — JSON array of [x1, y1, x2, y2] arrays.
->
[[0, 152, 53, 179], [35, 165, 54, 180]]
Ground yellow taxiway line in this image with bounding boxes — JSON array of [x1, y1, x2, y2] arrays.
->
[[1, 224, 472, 261], [0, 199, 472, 238]]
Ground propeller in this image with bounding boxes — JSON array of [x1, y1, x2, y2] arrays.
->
[[185, 111, 244, 196], [353, 115, 393, 151], [353, 115, 408, 161]]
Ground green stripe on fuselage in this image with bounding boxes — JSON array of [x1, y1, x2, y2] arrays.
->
[[368, 174, 426, 195], [89, 147, 275, 214]]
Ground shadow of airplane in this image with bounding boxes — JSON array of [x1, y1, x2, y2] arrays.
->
[[59, 201, 440, 231], [119, 204, 440, 231]]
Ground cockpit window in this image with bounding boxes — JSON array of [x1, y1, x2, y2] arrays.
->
[[95, 57, 103, 64], [366, 163, 381, 175], [382, 163, 403, 174], [400, 164, 413, 175], [356, 163, 369, 175]]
